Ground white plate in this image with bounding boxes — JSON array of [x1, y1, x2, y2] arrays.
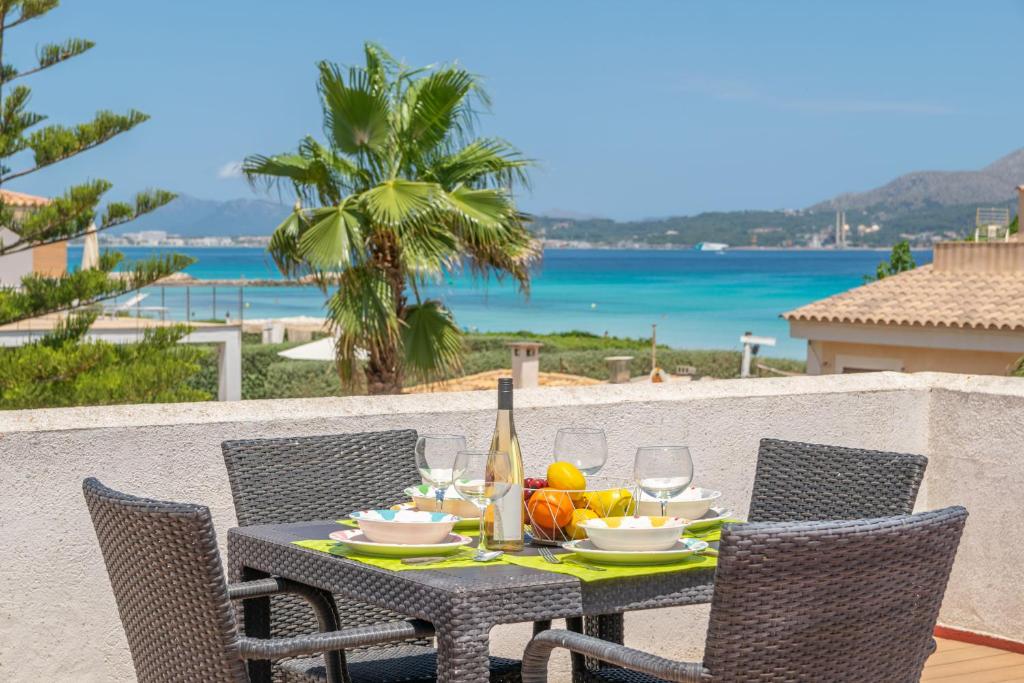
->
[[683, 507, 734, 531], [328, 529, 472, 558], [561, 537, 709, 565]]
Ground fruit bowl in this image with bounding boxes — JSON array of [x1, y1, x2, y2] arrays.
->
[[524, 474, 636, 546]]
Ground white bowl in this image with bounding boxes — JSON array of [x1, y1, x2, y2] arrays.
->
[[348, 509, 457, 545], [579, 515, 685, 552], [405, 485, 480, 519], [636, 487, 722, 520]]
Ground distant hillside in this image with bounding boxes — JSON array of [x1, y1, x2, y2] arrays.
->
[[117, 150, 1024, 247], [810, 148, 1024, 212], [114, 194, 291, 237]]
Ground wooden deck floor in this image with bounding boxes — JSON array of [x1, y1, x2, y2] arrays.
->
[[924, 638, 1024, 682]]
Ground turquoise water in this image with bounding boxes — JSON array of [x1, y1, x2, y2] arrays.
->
[[70, 246, 932, 359]]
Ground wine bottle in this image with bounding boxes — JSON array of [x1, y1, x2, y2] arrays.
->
[[484, 377, 525, 551]]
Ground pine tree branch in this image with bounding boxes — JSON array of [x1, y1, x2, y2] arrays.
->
[[2, 110, 150, 182], [0, 252, 194, 325], [0, 188, 176, 256], [1, 0, 58, 31], [0, 38, 95, 84]]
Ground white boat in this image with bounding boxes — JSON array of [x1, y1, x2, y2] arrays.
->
[[695, 242, 728, 252]]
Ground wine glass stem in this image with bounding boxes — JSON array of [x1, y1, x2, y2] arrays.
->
[[435, 490, 444, 513], [660, 499, 668, 517], [477, 504, 487, 550]]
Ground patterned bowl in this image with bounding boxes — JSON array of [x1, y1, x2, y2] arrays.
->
[[348, 509, 458, 545], [405, 485, 480, 519], [635, 487, 722, 520], [578, 515, 686, 552]]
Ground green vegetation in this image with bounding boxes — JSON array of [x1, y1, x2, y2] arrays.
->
[[243, 43, 535, 394], [535, 201, 999, 248], [188, 331, 805, 399], [0, 0, 200, 409], [866, 240, 916, 282]]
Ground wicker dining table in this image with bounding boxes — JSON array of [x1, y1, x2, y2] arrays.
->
[[228, 520, 717, 683]]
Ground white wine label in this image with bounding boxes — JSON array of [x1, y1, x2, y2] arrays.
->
[[493, 483, 523, 540]]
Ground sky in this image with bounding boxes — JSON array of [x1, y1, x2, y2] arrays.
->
[[9, 1, 1024, 220]]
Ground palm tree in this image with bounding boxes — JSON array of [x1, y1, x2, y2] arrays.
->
[[244, 43, 537, 394]]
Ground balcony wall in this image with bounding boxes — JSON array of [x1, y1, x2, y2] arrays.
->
[[0, 372, 1019, 681]]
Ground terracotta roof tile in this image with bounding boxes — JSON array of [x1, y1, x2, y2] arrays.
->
[[781, 264, 1024, 331], [0, 189, 50, 207]]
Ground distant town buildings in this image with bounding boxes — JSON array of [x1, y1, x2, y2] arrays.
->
[[98, 232, 271, 248]]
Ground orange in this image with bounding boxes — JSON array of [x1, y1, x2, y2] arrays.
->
[[527, 488, 574, 529], [547, 461, 586, 492]]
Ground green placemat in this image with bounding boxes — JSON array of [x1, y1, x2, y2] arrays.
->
[[683, 518, 745, 544], [295, 518, 743, 580], [293, 539, 498, 571], [503, 551, 716, 582]]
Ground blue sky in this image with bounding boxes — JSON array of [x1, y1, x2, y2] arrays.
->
[[10, 1, 1024, 220]]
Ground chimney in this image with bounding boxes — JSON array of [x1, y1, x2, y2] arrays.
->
[[506, 342, 543, 388]]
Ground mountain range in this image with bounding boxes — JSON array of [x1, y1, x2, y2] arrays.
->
[[115, 194, 292, 237], [118, 149, 1024, 246], [810, 148, 1024, 212]]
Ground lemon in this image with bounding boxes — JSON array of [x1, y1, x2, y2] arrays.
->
[[585, 488, 633, 517], [547, 461, 586, 492], [566, 508, 599, 540]]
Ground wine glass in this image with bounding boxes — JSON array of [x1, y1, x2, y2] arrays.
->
[[414, 434, 466, 511], [553, 427, 608, 476], [452, 449, 513, 551], [634, 446, 694, 517]]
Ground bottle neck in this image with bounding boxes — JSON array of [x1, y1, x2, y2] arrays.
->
[[494, 409, 515, 432]]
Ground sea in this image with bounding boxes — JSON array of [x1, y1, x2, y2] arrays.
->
[[68, 246, 933, 359]]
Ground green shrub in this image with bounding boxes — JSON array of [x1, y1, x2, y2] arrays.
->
[[264, 360, 347, 398]]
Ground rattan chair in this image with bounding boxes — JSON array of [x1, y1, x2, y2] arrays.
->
[[523, 506, 968, 683], [749, 438, 928, 522], [576, 438, 930, 679], [83, 477, 436, 683], [221, 430, 521, 682]]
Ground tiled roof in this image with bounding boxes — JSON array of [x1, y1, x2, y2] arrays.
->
[[782, 264, 1024, 331], [0, 189, 50, 207]]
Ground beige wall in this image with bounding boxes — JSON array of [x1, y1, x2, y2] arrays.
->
[[31, 240, 67, 277], [810, 339, 1021, 375], [1, 373, 1021, 680]]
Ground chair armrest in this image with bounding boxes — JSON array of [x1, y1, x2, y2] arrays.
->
[[227, 577, 300, 600], [237, 619, 435, 660], [227, 577, 338, 635], [522, 629, 707, 683]]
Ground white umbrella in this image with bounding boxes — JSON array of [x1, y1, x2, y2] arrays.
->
[[277, 337, 369, 361], [81, 222, 100, 270], [277, 337, 336, 361]]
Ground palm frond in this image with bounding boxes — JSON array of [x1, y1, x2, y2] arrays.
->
[[297, 201, 367, 270], [361, 179, 438, 227], [401, 300, 463, 384], [318, 60, 391, 157], [424, 137, 532, 190], [398, 66, 481, 159], [325, 266, 398, 384]]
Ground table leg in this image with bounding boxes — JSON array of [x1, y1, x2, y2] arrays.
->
[[240, 567, 272, 683], [434, 622, 493, 683], [533, 620, 553, 636], [566, 616, 588, 683]]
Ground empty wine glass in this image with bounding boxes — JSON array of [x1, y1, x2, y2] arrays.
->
[[634, 446, 694, 517], [452, 449, 514, 551], [415, 434, 466, 512], [553, 427, 608, 476]]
